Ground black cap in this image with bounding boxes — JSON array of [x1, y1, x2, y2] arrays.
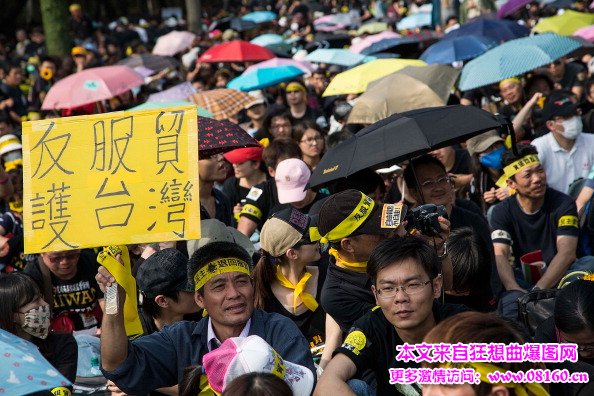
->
[[541, 90, 580, 121], [137, 249, 192, 298]]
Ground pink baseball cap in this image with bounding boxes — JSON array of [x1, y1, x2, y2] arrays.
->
[[274, 158, 311, 204], [202, 335, 314, 395]]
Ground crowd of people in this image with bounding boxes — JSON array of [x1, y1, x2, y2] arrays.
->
[[2, 0, 594, 395]]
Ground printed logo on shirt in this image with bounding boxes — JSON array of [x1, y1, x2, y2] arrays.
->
[[491, 230, 511, 243], [240, 204, 263, 219], [558, 215, 578, 228], [342, 330, 367, 356], [246, 187, 263, 201]]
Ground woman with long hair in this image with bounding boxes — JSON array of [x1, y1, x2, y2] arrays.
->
[[253, 207, 341, 370], [0, 272, 77, 393]]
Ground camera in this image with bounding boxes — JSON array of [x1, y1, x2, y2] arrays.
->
[[404, 204, 448, 237]]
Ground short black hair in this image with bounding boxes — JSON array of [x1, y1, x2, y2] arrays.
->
[[447, 227, 491, 294], [187, 241, 253, 294], [501, 144, 539, 181], [555, 279, 594, 334], [367, 235, 439, 285], [403, 154, 446, 189], [141, 290, 180, 319]]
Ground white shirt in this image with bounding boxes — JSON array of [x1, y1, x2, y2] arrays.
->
[[531, 132, 594, 193], [206, 318, 251, 351]]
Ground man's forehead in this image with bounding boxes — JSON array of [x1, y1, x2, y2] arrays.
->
[[207, 271, 250, 283], [377, 259, 429, 280]]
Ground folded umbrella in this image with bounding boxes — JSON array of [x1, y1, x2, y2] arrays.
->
[[444, 18, 529, 42], [227, 65, 305, 91], [241, 11, 277, 24], [308, 105, 503, 189], [42, 65, 143, 110], [244, 58, 315, 74], [304, 48, 366, 67], [152, 31, 196, 56], [190, 89, 254, 120], [117, 54, 179, 72], [458, 32, 582, 91], [533, 10, 594, 36], [322, 59, 426, 97], [198, 40, 275, 63], [198, 116, 261, 157], [420, 34, 498, 64], [347, 64, 460, 124], [0, 329, 72, 395]]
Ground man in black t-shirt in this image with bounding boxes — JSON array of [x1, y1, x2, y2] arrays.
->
[[490, 145, 592, 292], [315, 236, 467, 396]]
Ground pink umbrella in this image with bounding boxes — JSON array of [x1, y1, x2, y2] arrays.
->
[[574, 25, 594, 41], [41, 66, 144, 110], [350, 31, 402, 53], [152, 31, 196, 56], [244, 58, 316, 74]]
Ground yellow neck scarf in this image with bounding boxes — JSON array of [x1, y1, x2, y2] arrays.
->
[[275, 265, 319, 314], [329, 247, 367, 273]]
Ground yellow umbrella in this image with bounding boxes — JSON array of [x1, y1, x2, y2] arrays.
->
[[322, 59, 427, 97], [347, 64, 460, 124], [533, 10, 594, 36]]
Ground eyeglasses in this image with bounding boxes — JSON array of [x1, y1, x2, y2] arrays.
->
[[44, 251, 80, 264], [271, 123, 291, 130], [300, 136, 324, 145], [419, 176, 452, 189], [376, 280, 432, 299]]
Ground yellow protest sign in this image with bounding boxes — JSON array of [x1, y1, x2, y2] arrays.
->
[[22, 106, 200, 253]]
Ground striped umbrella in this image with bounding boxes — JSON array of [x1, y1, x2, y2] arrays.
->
[[459, 33, 581, 91], [189, 89, 254, 120]]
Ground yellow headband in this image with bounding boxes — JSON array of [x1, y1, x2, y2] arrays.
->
[[447, 362, 549, 396], [4, 158, 22, 172], [496, 154, 540, 188], [310, 193, 375, 243], [499, 77, 521, 89], [286, 82, 306, 93], [194, 257, 251, 291]]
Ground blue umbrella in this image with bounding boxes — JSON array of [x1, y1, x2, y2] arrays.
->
[[0, 329, 72, 395], [459, 33, 582, 91], [398, 13, 432, 30], [304, 49, 366, 67], [445, 18, 529, 43], [420, 34, 498, 64], [250, 33, 285, 47], [360, 37, 421, 55], [241, 11, 277, 24], [227, 65, 305, 91]]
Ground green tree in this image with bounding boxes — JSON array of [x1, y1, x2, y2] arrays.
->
[[186, 0, 203, 34], [40, 0, 71, 56]]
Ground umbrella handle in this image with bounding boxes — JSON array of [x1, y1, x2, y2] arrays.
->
[[504, 118, 519, 156]]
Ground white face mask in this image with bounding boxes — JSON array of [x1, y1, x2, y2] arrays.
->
[[21, 304, 50, 339], [559, 116, 582, 140]]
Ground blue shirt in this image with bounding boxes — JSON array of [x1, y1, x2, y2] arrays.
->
[[101, 309, 315, 395]]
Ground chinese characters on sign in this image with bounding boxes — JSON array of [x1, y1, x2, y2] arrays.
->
[[23, 106, 200, 253]]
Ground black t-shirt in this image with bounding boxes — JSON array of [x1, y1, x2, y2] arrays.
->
[[558, 62, 587, 92], [290, 106, 324, 126], [28, 333, 78, 396], [264, 264, 327, 349], [321, 256, 375, 333], [222, 176, 252, 207], [24, 250, 104, 331], [239, 179, 328, 229], [0, 211, 25, 272], [490, 188, 579, 268], [0, 83, 28, 116], [450, 149, 472, 175], [335, 302, 468, 396]]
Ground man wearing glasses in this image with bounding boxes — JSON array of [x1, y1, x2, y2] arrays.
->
[[315, 236, 467, 396], [24, 249, 105, 333]]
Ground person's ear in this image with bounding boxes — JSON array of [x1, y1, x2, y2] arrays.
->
[[432, 274, 443, 298], [155, 295, 169, 309], [194, 291, 205, 310], [489, 385, 510, 396], [505, 177, 516, 190], [371, 285, 380, 305], [340, 237, 355, 254], [286, 248, 299, 261], [268, 166, 275, 177], [545, 119, 555, 132]]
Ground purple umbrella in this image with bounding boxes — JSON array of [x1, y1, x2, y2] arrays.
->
[[497, 0, 532, 18], [147, 82, 196, 102]]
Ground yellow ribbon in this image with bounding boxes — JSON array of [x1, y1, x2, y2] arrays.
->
[[329, 247, 367, 273], [275, 265, 319, 314], [198, 373, 219, 395], [194, 257, 251, 291], [5, 158, 23, 172], [461, 362, 549, 396], [496, 154, 540, 188], [311, 193, 375, 243], [97, 246, 143, 337]]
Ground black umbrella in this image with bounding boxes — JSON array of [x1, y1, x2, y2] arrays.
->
[[117, 54, 179, 72], [230, 18, 257, 32], [198, 116, 261, 157], [308, 105, 507, 189], [306, 32, 352, 50]]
